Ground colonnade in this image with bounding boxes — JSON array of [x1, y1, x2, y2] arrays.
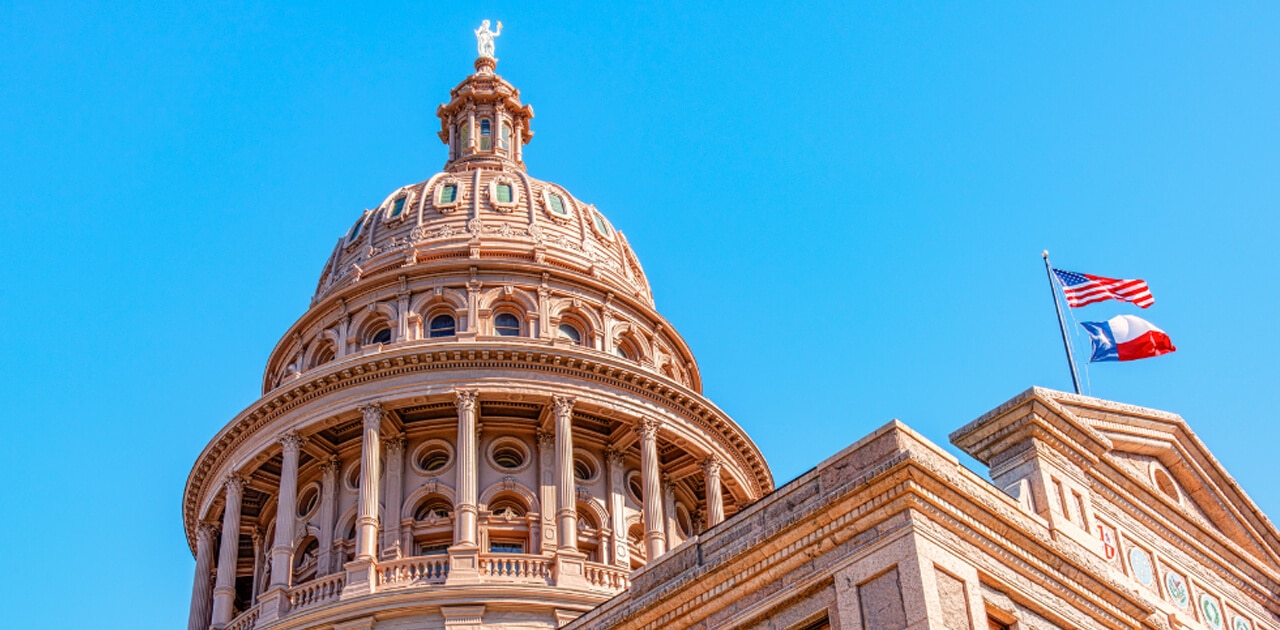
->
[[188, 392, 727, 630]]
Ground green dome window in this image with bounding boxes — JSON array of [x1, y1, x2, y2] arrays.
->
[[346, 214, 366, 242], [548, 193, 568, 216], [496, 183, 512, 203], [500, 123, 511, 150], [439, 184, 457, 204], [592, 211, 612, 237], [388, 196, 406, 219]]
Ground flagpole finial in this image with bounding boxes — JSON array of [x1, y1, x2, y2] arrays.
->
[[1042, 250, 1049, 259]]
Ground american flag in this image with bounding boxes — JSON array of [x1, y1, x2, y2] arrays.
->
[[1052, 269, 1155, 308]]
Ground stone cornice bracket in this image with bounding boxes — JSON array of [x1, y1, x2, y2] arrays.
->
[[552, 395, 576, 420], [279, 432, 306, 454], [359, 402, 385, 428], [637, 416, 661, 440], [701, 455, 723, 477], [455, 389, 479, 413]]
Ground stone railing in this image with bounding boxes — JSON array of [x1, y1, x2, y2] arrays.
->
[[225, 604, 260, 630], [583, 561, 631, 593], [288, 572, 346, 612], [377, 555, 449, 588], [478, 553, 552, 584]]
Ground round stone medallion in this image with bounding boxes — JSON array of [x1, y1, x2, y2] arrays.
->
[[1128, 547, 1154, 587]]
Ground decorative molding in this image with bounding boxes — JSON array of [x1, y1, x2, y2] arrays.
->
[[455, 389, 479, 413], [279, 432, 305, 454], [552, 395, 576, 420], [637, 417, 661, 440]]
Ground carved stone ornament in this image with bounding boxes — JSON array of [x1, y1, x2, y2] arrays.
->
[[701, 456, 723, 477], [224, 473, 248, 494], [455, 389, 479, 413], [359, 403, 385, 427], [383, 436, 406, 455], [552, 395, 576, 419], [535, 429, 555, 449], [604, 447, 624, 468], [637, 417, 661, 440], [196, 522, 220, 543], [279, 432, 306, 454], [321, 457, 343, 476]]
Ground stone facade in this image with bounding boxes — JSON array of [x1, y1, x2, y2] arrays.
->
[[183, 53, 1280, 630]]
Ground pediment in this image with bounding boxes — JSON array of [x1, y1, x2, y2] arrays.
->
[[961, 387, 1280, 569]]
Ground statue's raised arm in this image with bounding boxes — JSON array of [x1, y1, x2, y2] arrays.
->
[[475, 20, 503, 59]]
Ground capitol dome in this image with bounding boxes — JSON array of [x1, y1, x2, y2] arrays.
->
[[183, 49, 771, 630]]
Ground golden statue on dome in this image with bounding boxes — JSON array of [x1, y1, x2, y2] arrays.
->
[[475, 19, 503, 59]]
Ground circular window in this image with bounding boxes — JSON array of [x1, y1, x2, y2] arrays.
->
[[411, 439, 455, 475], [344, 462, 361, 492], [488, 437, 531, 473], [676, 503, 693, 537], [626, 470, 644, 505], [494, 312, 521, 337], [296, 484, 321, 520], [573, 449, 600, 484]]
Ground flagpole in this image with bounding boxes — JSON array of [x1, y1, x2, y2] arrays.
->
[[1043, 251, 1082, 394]]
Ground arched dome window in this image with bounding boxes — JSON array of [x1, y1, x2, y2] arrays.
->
[[387, 195, 406, 220], [369, 327, 392, 345], [414, 498, 453, 521], [495, 182, 512, 203], [494, 312, 521, 337], [458, 122, 470, 151], [346, 213, 367, 244], [429, 314, 456, 338], [500, 122, 511, 150], [480, 118, 492, 151], [557, 323, 582, 345]]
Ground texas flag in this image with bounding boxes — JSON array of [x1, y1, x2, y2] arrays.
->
[[1079, 315, 1177, 363]]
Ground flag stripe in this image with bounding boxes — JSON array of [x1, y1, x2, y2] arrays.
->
[[1053, 268, 1155, 309]]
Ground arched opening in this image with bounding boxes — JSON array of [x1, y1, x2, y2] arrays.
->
[[576, 503, 603, 562], [627, 523, 647, 569], [411, 495, 454, 556], [429, 314, 456, 338], [494, 312, 521, 337], [500, 122, 511, 150], [480, 118, 492, 151], [486, 494, 531, 554], [293, 537, 320, 583]]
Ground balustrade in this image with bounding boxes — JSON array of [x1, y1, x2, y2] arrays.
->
[[478, 553, 551, 584], [583, 561, 631, 593], [224, 604, 260, 630], [288, 572, 346, 611], [376, 555, 450, 588]]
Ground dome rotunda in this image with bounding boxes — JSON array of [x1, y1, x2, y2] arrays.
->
[[183, 47, 771, 630]]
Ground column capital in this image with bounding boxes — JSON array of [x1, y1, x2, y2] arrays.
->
[[551, 395, 575, 419], [636, 417, 661, 440], [224, 473, 248, 496], [455, 389, 479, 413], [321, 456, 343, 476], [280, 432, 306, 454], [196, 522, 220, 544], [701, 455, 723, 477], [604, 446, 625, 467], [382, 435, 407, 455], [535, 428, 556, 449], [359, 402, 385, 427]]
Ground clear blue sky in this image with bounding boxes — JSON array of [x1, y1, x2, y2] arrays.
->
[[2, 3, 1277, 628]]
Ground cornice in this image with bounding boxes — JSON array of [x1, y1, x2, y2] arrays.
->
[[183, 341, 772, 554]]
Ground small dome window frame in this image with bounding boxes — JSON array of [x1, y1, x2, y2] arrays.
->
[[383, 189, 411, 224], [427, 312, 457, 338], [296, 482, 322, 521], [587, 204, 614, 241], [573, 448, 601, 484], [625, 470, 644, 506], [479, 117, 493, 151], [345, 210, 371, 247], [488, 176, 520, 213], [541, 186, 574, 222], [434, 178, 464, 214]]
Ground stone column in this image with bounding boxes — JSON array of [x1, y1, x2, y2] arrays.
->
[[269, 433, 304, 588], [250, 529, 263, 605], [381, 436, 406, 559], [447, 389, 482, 585], [210, 474, 246, 629], [604, 448, 629, 568], [553, 396, 578, 551], [316, 457, 340, 576], [638, 418, 667, 560], [187, 523, 218, 630], [536, 429, 557, 554], [662, 476, 678, 549], [703, 456, 725, 528], [454, 389, 480, 547], [355, 405, 383, 560]]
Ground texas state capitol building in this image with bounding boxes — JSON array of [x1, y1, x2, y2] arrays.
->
[[183, 37, 1280, 630]]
